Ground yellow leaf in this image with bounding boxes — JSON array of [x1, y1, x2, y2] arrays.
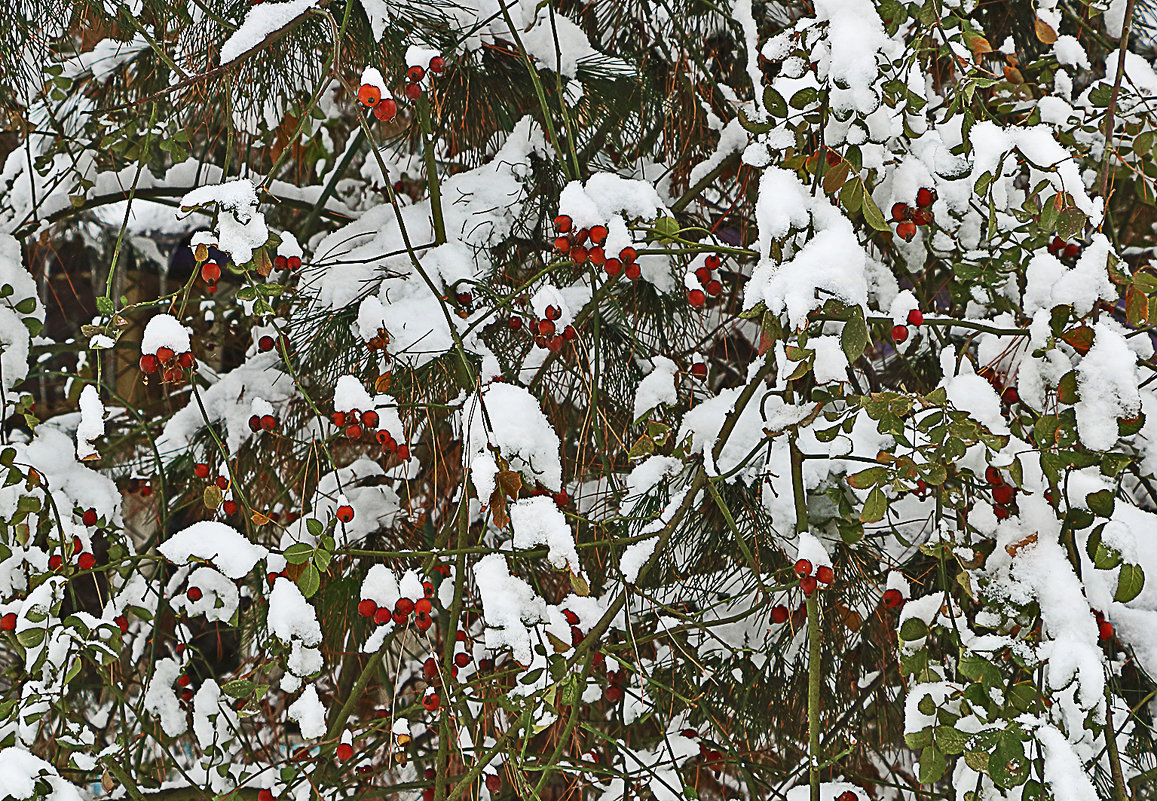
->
[[251, 511, 270, 525], [1034, 17, 1058, 45]]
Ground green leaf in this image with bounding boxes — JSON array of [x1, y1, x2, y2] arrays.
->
[[936, 725, 971, 755], [14, 297, 37, 315], [284, 543, 313, 565], [861, 192, 891, 233], [298, 564, 321, 598], [1089, 83, 1115, 107], [841, 311, 868, 363], [905, 727, 933, 749], [1115, 563, 1145, 603], [1086, 489, 1115, 518], [306, 518, 323, 538], [918, 746, 947, 784], [860, 487, 888, 523], [847, 466, 887, 489], [762, 86, 787, 118], [899, 617, 928, 641], [95, 297, 114, 316], [17, 627, 44, 648], [1055, 207, 1086, 241], [222, 679, 254, 698]]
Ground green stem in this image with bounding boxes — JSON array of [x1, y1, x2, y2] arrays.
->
[[418, 95, 447, 246]]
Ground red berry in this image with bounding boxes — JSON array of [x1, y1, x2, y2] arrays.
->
[[332, 411, 346, 427], [396, 598, 415, 616], [336, 743, 354, 761], [405, 83, 421, 100], [362, 410, 379, 428], [346, 424, 362, 440], [687, 289, 706, 308], [157, 346, 175, 365], [200, 262, 221, 284], [422, 692, 440, 712], [554, 215, 572, 233], [374, 97, 397, 122], [455, 652, 471, 668], [374, 607, 391, 625], [260, 415, 276, 431], [695, 266, 712, 284], [916, 187, 934, 208], [985, 466, 1003, 486], [793, 559, 812, 578], [571, 245, 588, 264], [358, 84, 381, 107], [187, 586, 203, 602], [259, 335, 275, 352], [605, 685, 624, 703], [77, 552, 95, 571], [273, 255, 288, 271], [563, 609, 579, 625], [588, 246, 606, 265], [553, 490, 569, 507], [415, 611, 432, 631], [508, 316, 523, 330], [562, 325, 576, 340], [223, 500, 238, 515], [115, 615, 128, 634], [358, 599, 377, 618], [554, 236, 570, 254], [705, 279, 722, 296], [573, 229, 588, 246], [705, 254, 721, 270], [485, 774, 501, 794], [993, 484, 1016, 505], [1, 613, 16, 631], [248, 415, 262, 433], [259, 790, 275, 801], [82, 508, 97, 527], [545, 305, 561, 320], [891, 203, 910, 222], [589, 225, 608, 244], [625, 262, 641, 281], [423, 656, 438, 680], [1063, 243, 1081, 260], [816, 565, 834, 585], [139, 354, 159, 374], [891, 325, 909, 343], [839, 792, 858, 801], [457, 292, 472, 306], [396, 444, 410, 461], [1002, 386, 1019, 405], [336, 505, 354, 523], [538, 319, 555, 337], [429, 56, 446, 74], [1048, 237, 1064, 255], [882, 588, 903, 608], [771, 605, 788, 624], [48, 554, 62, 571], [800, 575, 818, 596], [215, 476, 229, 489], [906, 309, 924, 326], [1099, 619, 1114, 641], [911, 207, 934, 226], [408, 65, 425, 82], [896, 221, 917, 241], [604, 258, 622, 277], [994, 504, 1011, 520], [690, 363, 708, 379], [619, 247, 638, 263], [415, 597, 432, 614]]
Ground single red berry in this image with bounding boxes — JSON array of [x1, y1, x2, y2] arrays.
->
[[77, 552, 95, 571], [259, 335, 275, 352], [907, 309, 924, 326], [115, 615, 128, 634], [248, 415, 262, 432], [415, 611, 432, 631], [408, 65, 425, 82], [554, 215, 572, 233], [562, 325, 576, 340], [82, 508, 97, 527], [605, 685, 624, 703], [357, 84, 381, 107], [562, 609, 579, 625], [336, 505, 355, 523], [396, 444, 411, 460], [260, 414, 276, 431], [916, 187, 934, 208], [839, 791, 858, 801], [259, 790, 275, 801], [793, 559, 812, 578], [139, 354, 159, 374], [273, 255, 288, 271], [201, 262, 221, 284], [800, 575, 818, 596], [508, 316, 523, 331], [994, 504, 1011, 521], [604, 258, 622, 276], [1063, 243, 1081, 260], [346, 424, 363, 440], [690, 363, 707, 380], [589, 225, 608, 244], [891, 324, 909, 343], [985, 466, 1003, 486], [332, 411, 346, 427], [896, 221, 917, 241], [485, 774, 501, 794], [187, 586, 203, 602], [374, 97, 397, 122], [429, 56, 446, 74], [157, 346, 175, 365], [705, 279, 722, 297], [336, 743, 354, 761], [1, 613, 16, 631], [1002, 386, 1019, 405], [571, 245, 588, 264], [415, 597, 432, 614], [705, 254, 721, 270], [457, 292, 472, 306], [911, 207, 934, 226], [619, 246, 638, 263], [362, 410, 380, 428], [695, 266, 712, 284], [687, 289, 706, 308], [194, 463, 210, 479], [545, 305, 561, 320], [1099, 619, 1114, 641], [422, 692, 441, 712], [223, 500, 238, 515], [816, 565, 834, 585], [49, 555, 63, 571], [771, 605, 788, 624], [358, 599, 377, 618], [396, 597, 415, 616], [455, 652, 471, 668], [405, 83, 422, 100], [538, 319, 556, 337], [374, 607, 391, 625], [882, 588, 903, 608], [891, 203, 910, 222], [573, 228, 589, 245], [587, 246, 606, 265], [554, 236, 571, 254], [625, 262, 641, 281], [215, 476, 229, 489]]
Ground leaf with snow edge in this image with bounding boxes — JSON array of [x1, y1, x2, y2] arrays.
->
[[158, 521, 268, 579]]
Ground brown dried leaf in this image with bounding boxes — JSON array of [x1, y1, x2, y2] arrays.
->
[[1034, 17, 1058, 45], [1005, 533, 1038, 558]]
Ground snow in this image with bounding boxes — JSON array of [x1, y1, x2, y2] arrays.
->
[[1075, 322, 1139, 450], [334, 375, 374, 413], [219, 0, 319, 64], [180, 179, 269, 265], [267, 578, 322, 647], [159, 521, 269, 579], [620, 537, 658, 584], [141, 313, 192, 355], [464, 382, 562, 501], [509, 496, 579, 571], [144, 658, 187, 737], [0, 747, 83, 801], [361, 66, 386, 93], [813, 0, 889, 114], [473, 554, 547, 665], [75, 385, 104, 460], [811, 336, 848, 383], [287, 685, 326, 739], [633, 357, 678, 419]]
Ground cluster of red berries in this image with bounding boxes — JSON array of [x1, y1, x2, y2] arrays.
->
[[891, 308, 924, 343], [357, 81, 398, 123], [357, 582, 435, 632], [604, 667, 627, 703], [985, 466, 1018, 521], [512, 304, 577, 353], [193, 463, 241, 515], [891, 187, 936, 242], [1047, 236, 1083, 262], [552, 216, 641, 281], [403, 56, 445, 100], [175, 670, 197, 703], [139, 345, 195, 383], [272, 253, 302, 271], [1094, 610, 1114, 641], [47, 511, 101, 573], [793, 558, 834, 597], [247, 412, 278, 433], [331, 408, 411, 461], [687, 255, 724, 309], [257, 334, 287, 354], [983, 370, 1019, 406]]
